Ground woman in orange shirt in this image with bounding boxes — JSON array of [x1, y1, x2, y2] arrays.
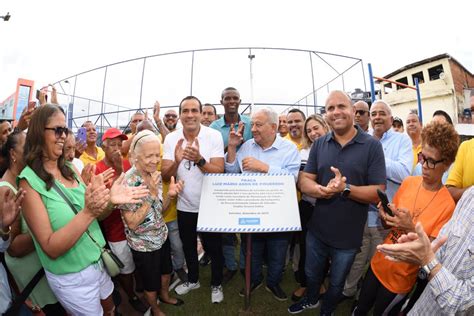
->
[[353, 122, 459, 316]]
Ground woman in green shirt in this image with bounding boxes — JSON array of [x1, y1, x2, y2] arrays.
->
[[18, 104, 148, 316], [1, 130, 65, 314]]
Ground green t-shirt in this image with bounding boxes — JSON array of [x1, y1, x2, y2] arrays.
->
[[18, 166, 106, 275]]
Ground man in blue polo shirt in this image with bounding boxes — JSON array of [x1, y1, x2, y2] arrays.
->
[[210, 87, 253, 284], [210, 87, 253, 149], [288, 90, 386, 315]]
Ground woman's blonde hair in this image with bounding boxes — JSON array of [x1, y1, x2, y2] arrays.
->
[[302, 114, 329, 149]]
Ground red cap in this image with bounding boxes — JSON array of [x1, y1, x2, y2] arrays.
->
[[102, 128, 128, 142]]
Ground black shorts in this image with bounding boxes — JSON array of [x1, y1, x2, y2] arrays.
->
[[131, 239, 172, 292]]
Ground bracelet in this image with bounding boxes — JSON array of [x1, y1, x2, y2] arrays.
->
[[0, 225, 11, 236]]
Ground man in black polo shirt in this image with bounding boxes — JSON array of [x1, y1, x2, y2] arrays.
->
[[288, 90, 386, 315]]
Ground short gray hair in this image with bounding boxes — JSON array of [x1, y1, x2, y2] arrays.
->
[[372, 100, 393, 115], [253, 107, 279, 127]]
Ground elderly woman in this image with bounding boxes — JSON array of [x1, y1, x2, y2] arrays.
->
[[18, 104, 148, 316], [1, 131, 65, 314], [354, 121, 459, 315], [121, 129, 184, 316], [292, 114, 329, 301]]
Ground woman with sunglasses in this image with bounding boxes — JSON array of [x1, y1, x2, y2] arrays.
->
[[121, 129, 184, 316], [292, 114, 329, 301], [18, 104, 148, 316], [353, 121, 459, 316], [1, 131, 67, 315]]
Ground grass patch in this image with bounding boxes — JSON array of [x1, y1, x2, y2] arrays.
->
[[161, 259, 355, 315]]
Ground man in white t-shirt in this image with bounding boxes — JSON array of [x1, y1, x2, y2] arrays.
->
[[162, 96, 225, 304]]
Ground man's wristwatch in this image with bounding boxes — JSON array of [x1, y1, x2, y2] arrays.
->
[[195, 157, 206, 167], [341, 183, 351, 198], [422, 257, 439, 274]]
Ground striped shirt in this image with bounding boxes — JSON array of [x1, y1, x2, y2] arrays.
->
[[409, 186, 474, 315]]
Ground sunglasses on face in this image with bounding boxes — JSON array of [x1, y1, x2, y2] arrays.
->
[[45, 126, 69, 138], [355, 110, 368, 115], [165, 114, 177, 119]]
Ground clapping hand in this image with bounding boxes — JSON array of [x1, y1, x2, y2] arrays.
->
[[153, 101, 161, 123], [319, 166, 346, 198], [0, 188, 26, 230], [84, 174, 110, 217], [183, 138, 202, 163], [168, 176, 184, 198], [81, 164, 96, 186], [110, 173, 149, 204], [377, 222, 447, 265], [174, 139, 185, 164]]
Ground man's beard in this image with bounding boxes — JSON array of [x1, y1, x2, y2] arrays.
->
[[165, 122, 177, 130]]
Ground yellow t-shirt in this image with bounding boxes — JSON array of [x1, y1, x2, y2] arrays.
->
[[162, 181, 178, 223], [155, 142, 175, 222], [412, 143, 422, 171], [80, 146, 105, 166], [284, 134, 303, 151], [446, 138, 474, 188]]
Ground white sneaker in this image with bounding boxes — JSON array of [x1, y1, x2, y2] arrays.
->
[[175, 281, 201, 295], [211, 285, 224, 303]]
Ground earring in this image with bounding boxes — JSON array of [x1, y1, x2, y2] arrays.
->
[[13, 158, 16, 163]]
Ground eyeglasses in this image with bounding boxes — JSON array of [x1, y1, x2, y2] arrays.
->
[[184, 159, 193, 170], [165, 114, 177, 119], [355, 110, 368, 116], [420, 153, 444, 169], [45, 126, 69, 138]]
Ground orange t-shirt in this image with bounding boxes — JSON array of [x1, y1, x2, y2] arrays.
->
[[371, 176, 455, 294]]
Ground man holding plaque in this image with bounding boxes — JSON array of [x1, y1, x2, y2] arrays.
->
[[288, 91, 386, 315], [226, 107, 300, 301]]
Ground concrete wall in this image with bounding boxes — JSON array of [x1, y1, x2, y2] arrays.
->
[[379, 57, 473, 125]]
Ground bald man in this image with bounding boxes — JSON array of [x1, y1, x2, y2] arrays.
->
[[354, 101, 370, 132]]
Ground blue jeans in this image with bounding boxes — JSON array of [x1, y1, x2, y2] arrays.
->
[[305, 230, 357, 315], [250, 233, 290, 287], [222, 233, 238, 270], [166, 220, 185, 271]]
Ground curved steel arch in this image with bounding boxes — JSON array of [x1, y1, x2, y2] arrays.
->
[[52, 47, 365, 132]]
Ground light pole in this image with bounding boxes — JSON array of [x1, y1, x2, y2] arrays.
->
[[0, 12, 11, 21]]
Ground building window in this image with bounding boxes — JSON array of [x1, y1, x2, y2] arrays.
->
[[396, 77, 408, 90], [412, 71, 424, 84], [428, 64, 444, 81], [384, 83, 392, 94]]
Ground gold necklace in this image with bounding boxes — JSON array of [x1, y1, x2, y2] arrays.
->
[[412, 181, 442, 222]]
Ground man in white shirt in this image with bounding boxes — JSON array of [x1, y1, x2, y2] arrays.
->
[[162, 96, 225, 303]]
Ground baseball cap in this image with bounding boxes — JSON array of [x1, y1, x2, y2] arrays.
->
[[392, 117, 403, 126], [102, 128, 128, 142]]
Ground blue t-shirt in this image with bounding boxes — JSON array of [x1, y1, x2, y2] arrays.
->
[[210, 114, 253, 149], [304, 126, 386, 249]]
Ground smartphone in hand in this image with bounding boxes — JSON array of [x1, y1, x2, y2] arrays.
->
[[377, 189, 394, 217], [76, 127, 87, 145]]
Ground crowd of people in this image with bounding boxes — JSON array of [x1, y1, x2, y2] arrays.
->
[[0, 87, 473, 316]]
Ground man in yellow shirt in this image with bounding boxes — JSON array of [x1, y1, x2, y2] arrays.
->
[[285, 109, 306, 151], [79, 121, 105, 166], [446, 138, 474, 202]]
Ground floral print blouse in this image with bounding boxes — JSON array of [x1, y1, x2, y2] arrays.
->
[[119, 166, 168, 252]]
